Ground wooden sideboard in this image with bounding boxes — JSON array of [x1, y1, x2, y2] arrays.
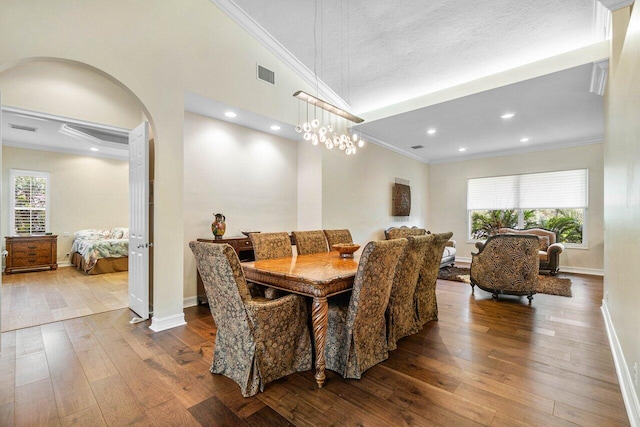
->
[[5, 235, 58, 274], [196, 236, 255, 304]]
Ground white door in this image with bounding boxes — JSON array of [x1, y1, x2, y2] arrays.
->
[[128, 121, 150, 321], [0, 94, 3, 345]]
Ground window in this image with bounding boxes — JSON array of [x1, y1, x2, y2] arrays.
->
[[10, 169, 50, 235], [467, 169, 588, 247]]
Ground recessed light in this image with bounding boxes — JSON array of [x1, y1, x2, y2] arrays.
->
[[90, 147, 99, 152], [427, 128, 436, 135], [458, 147, 466, 152], [224, 111, 237, 118], [501, 113, 515, 119], [270, 125, 281, 131], [520, 137, 530, 143]]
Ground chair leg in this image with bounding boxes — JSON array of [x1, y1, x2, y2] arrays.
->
[[492, 291, 499, 301], [527, 293, 534, 305]]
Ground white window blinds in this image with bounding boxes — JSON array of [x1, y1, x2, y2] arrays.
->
[[10, 169, 50, 234], [467, 169, 588, 210]]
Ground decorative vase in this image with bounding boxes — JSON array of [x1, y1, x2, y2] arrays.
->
[[211, 213, 226, 239]]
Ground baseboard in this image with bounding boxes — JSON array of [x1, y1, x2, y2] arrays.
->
[[149, 313, 187, 332], [452, 257, 603, 276], [560, 266, 604, 276], [58, 261, 72, 268], [601, 300, 640, 427], [183, 296, 198, 308]]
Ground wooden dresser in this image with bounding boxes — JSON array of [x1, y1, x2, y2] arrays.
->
[[196, 236, 254, 304], [5, 235, 58, 274]]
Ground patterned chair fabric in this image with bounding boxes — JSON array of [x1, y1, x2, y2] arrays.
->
[[415, 231, 453, 325], [496, 227, 564, 275], [470, 234, 540, 303], [325, 239, 406, 379], [323, 229, 353, 248], [250, 232, 292, 261], [384, 226, 426, 240], [292, 230, 329, 255], [189, 241, 312, 397], [386, 235, 431, 350]]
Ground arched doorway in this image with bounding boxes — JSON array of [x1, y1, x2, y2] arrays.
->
[[0, 58, 155, 333]]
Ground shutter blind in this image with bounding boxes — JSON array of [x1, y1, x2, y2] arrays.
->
[[467, 169, 588, 210], [11, 171, 49, 234]]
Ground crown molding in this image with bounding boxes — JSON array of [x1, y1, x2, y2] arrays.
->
[[590, 59, 609, 96], [598, 0, 635, 11], [356, 130, 429, 164], [209, 0, 353, 113]]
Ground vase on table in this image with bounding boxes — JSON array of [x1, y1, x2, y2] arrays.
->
[[211, 213, 226, 239]]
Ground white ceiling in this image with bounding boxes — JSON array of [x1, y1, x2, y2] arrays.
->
[[208, 0, 606, 163], [2, 109, 130, 161]]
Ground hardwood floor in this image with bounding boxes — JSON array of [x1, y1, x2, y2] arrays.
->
[[0, 273, 629, 426], [1, 267, 128, 332]]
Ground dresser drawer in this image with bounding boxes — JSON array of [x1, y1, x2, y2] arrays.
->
[[233, 238, 253, 251]]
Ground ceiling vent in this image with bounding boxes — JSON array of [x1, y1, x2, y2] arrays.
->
[[10, 123, 37, 132], [410, 145, 424, 149], [257, 64, 275, 85]]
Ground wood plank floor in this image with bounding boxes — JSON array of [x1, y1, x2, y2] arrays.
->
[[0, 272, 629, 426], [1, 267, 128, 332]]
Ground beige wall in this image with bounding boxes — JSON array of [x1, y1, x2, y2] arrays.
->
[[183, 112, 298, 301], [322, 144, 430, 245], [604, 4, 640, 415], [429, 143, 604, 273], [2, 146, 129, 263]]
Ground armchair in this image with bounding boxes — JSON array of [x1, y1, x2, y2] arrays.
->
[[497, 228, 564, 275], [470, 234, 540, 303]]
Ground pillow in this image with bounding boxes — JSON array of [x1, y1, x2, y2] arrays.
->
[[538, 236, 550, 251], [109, 227, 129, 239], [74, 229, 110, 240]]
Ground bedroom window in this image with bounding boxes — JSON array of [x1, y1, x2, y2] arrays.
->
[[467, 169, 588, 248], [10, 169, 50, 235]]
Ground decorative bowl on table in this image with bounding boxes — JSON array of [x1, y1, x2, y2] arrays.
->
[[240, 230, 260, 237], [332, 243, 361, 258]]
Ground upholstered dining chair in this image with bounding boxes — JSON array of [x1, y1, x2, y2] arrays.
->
[[470, 234, 540, 303], [189, 241, 311, 397], [414, 231, 453, 326], [323, 229, 353, 248], [325, 238, 406, 379], [250, 231, 293, 260], [386, 235, 431, 351], [292, 230, 329, 255]]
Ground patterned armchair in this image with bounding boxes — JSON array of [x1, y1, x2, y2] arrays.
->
[[386, 235, 431, 350], [470, 234, 540, 303], [497, 228, 564, 275], [292, 230, 328, 255], [323, 229, 353, 247], [250, 232, 293, 260], [325, 239, 406, 379], [189, 241, 312, 397], [415, 232, 453, 325]]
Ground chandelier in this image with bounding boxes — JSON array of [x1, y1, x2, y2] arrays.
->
[[293, 90, 365, 156]]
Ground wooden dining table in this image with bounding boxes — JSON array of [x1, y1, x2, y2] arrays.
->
[[241, 251, 360, 388]]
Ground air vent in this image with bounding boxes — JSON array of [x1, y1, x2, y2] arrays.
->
[[10, 124, 37, 132], [410, 145, 424, 149], [257, 64, 275, 85]]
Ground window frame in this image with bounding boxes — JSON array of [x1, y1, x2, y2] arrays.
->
[[466, 169, 589, 249], [9, 169, 50, 235]]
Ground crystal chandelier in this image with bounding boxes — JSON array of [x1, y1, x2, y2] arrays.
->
[[293, 91, 365, 156]]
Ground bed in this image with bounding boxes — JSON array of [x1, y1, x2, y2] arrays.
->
[[71, 228, 129, 275]]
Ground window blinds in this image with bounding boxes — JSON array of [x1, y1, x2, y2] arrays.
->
[[467, 169, 588, 210], [11, 170, 49, 234]]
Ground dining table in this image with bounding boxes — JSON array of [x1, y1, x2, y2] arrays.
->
[[241, 251, 360, 388]]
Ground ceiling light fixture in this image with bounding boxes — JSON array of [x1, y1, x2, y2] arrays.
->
[[427, 128, 436, 135], [520, 137, 530, 143], [90, 147, 99, 152], [500, 113, 515, 119], [459, 147, 467, 152], [270, 125, 281, 131], [224, 111, 237, 118]]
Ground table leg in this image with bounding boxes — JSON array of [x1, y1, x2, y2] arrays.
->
[[311, 296, 328, 388]]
